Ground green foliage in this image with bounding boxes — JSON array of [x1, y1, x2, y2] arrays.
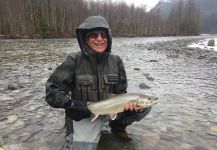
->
[[40, 17, 50, 38]]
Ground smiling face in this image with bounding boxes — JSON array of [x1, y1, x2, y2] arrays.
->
[[86, 31, 108, 53]]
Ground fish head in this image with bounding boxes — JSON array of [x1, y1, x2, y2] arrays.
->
[[137, 94, 158, 107]]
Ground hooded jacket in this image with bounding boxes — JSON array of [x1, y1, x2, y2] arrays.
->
[[46, 16, 127, 107], [45, 16, 128, 133]]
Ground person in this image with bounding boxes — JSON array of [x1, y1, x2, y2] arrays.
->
[[45, 16, 152, 150]]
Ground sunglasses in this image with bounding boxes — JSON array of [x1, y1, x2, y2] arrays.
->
[[87, 31, 107, 39]]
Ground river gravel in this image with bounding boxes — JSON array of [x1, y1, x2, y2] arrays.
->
[[0, 36, 217, 150]]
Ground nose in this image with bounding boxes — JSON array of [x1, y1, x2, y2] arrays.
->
[[96, 33, 103, 41]]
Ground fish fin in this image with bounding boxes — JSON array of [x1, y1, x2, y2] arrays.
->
[[110, 113, 117, 120], [91, 114, 99, 122]]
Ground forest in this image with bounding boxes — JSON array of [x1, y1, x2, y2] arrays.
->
[[0, 0, 200, 38]]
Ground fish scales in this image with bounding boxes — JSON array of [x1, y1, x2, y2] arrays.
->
[[87, 93, 157, 121]]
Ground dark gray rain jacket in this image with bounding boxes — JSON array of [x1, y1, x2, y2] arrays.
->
[[45, 16, 128, 133]]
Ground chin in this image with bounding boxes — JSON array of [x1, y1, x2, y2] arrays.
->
[[97, 50, 105, 53], [94, 48, 106, 53]]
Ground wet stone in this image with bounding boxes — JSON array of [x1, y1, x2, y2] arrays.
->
[[160, 133, 175, 141], [192, 145, 210, 150], [209, 126, 217, 133], [207, 131, 217, 137], [148, 59, 158, 62], [7, 115, 18, 123], [134, 68, 140, 70], [179, 143, 193, 150], [142, 132, 160, 147], [3, 144, 27, 150], [160, 132, 182, 141], [207, 39, 215, 46], [198, 55, 206, 59], [146, 76, 155, 81], [209, 57, 217, 63], [47, 67, 53, 70], [8, 83, 23, 90], [0, 137, 3, 147], [142, 73, 150, 77], [13, 120, 25, 128], [139, 83, 151, 89], [0, 117, 7, 122]]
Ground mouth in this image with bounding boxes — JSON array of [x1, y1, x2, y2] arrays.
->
[[95, 43, 104, 47]]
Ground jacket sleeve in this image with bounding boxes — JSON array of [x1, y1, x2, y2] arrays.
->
[[45, 55, 76, 108], [113, 55, 128, 94]]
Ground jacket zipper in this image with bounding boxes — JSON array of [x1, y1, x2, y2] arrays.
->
[[96, 64, 100, 101]]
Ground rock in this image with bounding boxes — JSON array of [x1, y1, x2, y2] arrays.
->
[[207, 130, 217, 137], [160, 132, 182, 141], [209, 57, 217, 63], [7, 115, 18, 123], [25, 73, 31, 76], [207, 39, 215, 46], [8, 83, 23, 90], [146, 76, 155, 81], [142, 133, 160, 147], [8, 83, 19, 90], [0, 137, 3, 147], [13, 120, 25, 128], [160, 134, 174, 141], [198, 55, 206, 59], [148, 60, 158, 62], [192, 145, 209, 150], [179, 143, 192, 150], [134, 68, 140, 70], [139, 83, 151, 89], [142, 73, 150, 77], [209, 126, 217, 133]]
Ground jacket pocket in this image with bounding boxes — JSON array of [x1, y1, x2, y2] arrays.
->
[[103, 74, 118, 94], [76, 75, 97, 102]]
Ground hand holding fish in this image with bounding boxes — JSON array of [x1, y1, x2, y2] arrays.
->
[[124, 102, 144, 112]]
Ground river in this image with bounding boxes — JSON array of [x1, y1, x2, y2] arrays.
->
[[0, 35, 217, 150]]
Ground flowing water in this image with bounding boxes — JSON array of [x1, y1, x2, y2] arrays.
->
[[0, 36, 217, 150]]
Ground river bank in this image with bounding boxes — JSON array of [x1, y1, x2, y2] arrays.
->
[[145, 38, 217, 63]]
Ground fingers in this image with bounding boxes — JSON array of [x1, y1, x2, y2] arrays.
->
[[133, 102, 138, 112], [129, 102, 133, 111], [124, 103, 129, 111], [140, 106, 144, 112], [125, 102, 140, 112]]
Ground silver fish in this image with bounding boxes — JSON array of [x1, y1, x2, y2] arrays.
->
[[87, 93, 158, 121]]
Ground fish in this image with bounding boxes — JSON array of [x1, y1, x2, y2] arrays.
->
[[87, 93, 158, 121]]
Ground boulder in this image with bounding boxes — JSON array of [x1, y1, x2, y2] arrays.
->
[[207, 39, 215, 47], [8, 83, 23, 90], [139, 83, 151, 89], [146, 76, 155, 81]]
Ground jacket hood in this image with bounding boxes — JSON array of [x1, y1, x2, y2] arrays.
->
[[76, 16, 112, 55]]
